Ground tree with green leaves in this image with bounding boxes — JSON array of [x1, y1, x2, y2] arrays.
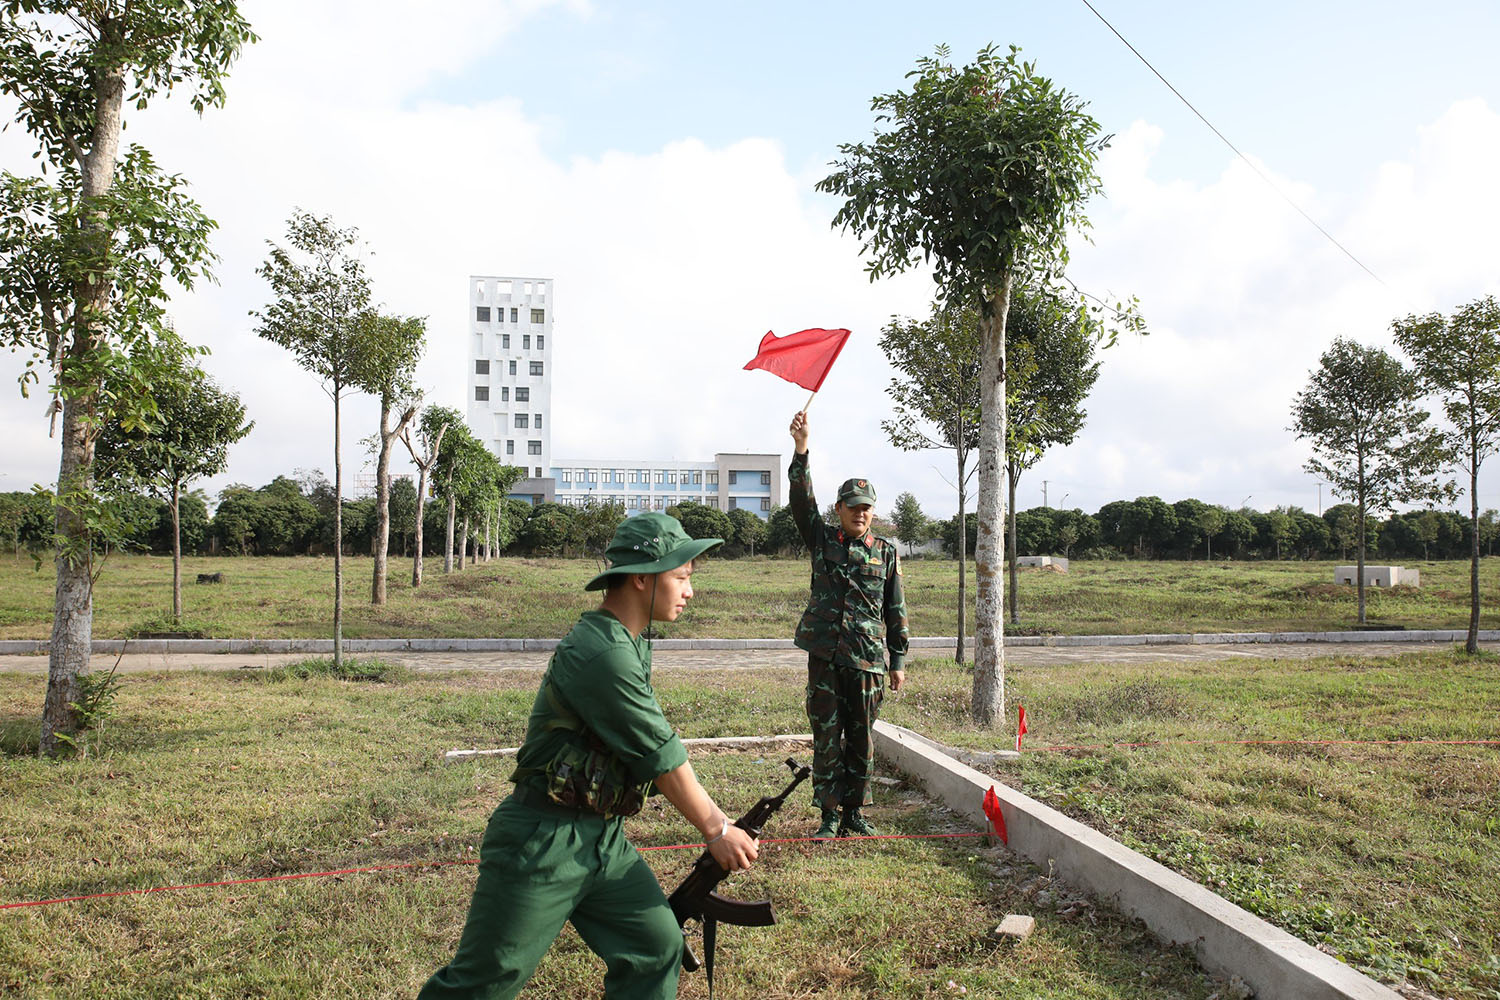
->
[[94, 366, 250, 620], [1291, 338, 1453, 624], [1392, 295, 1500, 652], [727, 506, 767, 556], [388, 475, 417, 557], [0, 1, 254, 755], [670, 500, 732, 543], [821, 45, 1111, 725], [431, 421, 484, 572], [1005, 282, 1102, 622], [254, 211, 375, 670], [890, 492, 928, 556], [348, 310, 425, 604], [402, 405, 456, 586], [878, 300, 980, 662]]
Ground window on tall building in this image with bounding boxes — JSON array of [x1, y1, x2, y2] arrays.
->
[[667, 471, 677, 484], [475, 359, 489, 374], [692, 471, 701, 484], [531, 308, 545, 324], [760, 471, 771, 486], [528, 440, 541, 455], [761, 498, 771, 511], [506, 440, 514, 455], [654, 471, 664, 484], [530, 361, 544, 376], [654, 498, 665, 510], [474, 386, 489, 401], [707, 496, 719, 509], [514, 414, 528, 428], [475, 306, 490, 322], [538, 335, 545, 350], [523, 335, 531, 350], [706, 471, 718, 486], [627, 497, 638, 509], [681, 471, 691, 484], [510, 307, 518, 322], [501, 386, 510, 402], [588, 471, 597, 483], [516, 387, 529, 403], [501, 334, 510, 349], [534, 414, 542, 428], [509, 360, 517, 375], [728, 471, 738, 485], [561, 471, 571, 483], [535, 466, 542, 477]]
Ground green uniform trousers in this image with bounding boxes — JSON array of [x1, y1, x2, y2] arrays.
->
[[806, 653, 885, 811], [418, 795, 683, 1000]]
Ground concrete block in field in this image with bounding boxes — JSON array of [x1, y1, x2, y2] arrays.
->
[[1016, 555, 1069, 572], [993, 915, 1035, 940], [1334, 565, 1419, 587]]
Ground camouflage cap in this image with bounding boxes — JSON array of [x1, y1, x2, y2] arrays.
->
[[584, 512, 722, 591], [837, 477, 877, 507]]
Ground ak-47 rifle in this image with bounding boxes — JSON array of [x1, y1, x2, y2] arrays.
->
[[667, 757, 811, 996]]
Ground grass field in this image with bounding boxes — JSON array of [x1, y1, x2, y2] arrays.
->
[[3, 650, 1497, 998], [0, 552, 1496, 639]]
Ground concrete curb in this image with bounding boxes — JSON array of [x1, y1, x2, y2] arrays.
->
[[873, 720, 1400, 1000], [1, 629, 1494, 656]]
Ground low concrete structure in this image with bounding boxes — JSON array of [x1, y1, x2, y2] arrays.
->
[[1016, 555, 1069, 572], [1334, 565, 1419, 587], [874, 720, 1400, 1000]]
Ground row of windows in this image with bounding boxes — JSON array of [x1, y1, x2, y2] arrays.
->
[[511, 413, 542, 429], [475, 306, 546, 325], [474, 335, 544, 366], [473, 361, 544, 389], [556, 495, 772, 512], [501, 439, 544, 456], [559, 469, 718, 485], [475, 386, 532, 403]]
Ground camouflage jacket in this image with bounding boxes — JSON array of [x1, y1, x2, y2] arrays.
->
[[788, 451, 909, 673]]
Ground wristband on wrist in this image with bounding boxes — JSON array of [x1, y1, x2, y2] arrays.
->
[[704, 816, 730, 846]]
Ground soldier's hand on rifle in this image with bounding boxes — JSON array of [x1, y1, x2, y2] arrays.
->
[[789, 411, 809, 455], [706, 819, 759, 873]]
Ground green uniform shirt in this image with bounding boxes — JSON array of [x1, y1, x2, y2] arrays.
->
[[512, 609, 689, 794], [788, 450, 910, 673]]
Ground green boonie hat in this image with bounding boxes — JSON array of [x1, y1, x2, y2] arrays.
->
[[837, 477, 877, 507], [584, 512, 723, 592]]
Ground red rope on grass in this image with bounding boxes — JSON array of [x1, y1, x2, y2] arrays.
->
[[1, 832, 994, 912], [1024, 737, 1500, 753]]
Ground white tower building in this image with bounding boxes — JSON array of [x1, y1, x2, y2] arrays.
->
[[467, 276, 553, 484]]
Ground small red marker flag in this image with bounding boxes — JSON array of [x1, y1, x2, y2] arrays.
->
[[1015, 705, 1028, 752], [982, 786, 1008, 844], [743, 328, 851, 392]]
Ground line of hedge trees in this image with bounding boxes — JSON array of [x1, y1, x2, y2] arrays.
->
[[3, 484, 1494, 563]]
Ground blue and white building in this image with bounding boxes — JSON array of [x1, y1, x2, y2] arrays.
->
[[467, 275, 782, 516]]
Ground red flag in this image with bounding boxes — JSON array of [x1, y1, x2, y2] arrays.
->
[[982, 786, 1008, 844], [743, 328, 851, 392], [1015, 705, 1028, 752]]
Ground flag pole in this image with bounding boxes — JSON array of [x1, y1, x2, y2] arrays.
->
[[802, 389, 818, 413]]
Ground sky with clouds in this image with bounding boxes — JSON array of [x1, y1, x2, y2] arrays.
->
[[2, 0, 1499, 522]]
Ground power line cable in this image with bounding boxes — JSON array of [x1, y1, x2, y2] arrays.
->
[[1077, 0, 1385, 287]]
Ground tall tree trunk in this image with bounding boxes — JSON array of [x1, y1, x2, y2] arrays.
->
[[41, 56, 127, 757], [372, 398, 393, 604], [494, 497, 503, 558], [333, 385, 344, 670], [1007, 461, 1019, 625], [955, 457, 967, 665], [170, 481, 182, 621], [412, 466, 428, 588], [444, 481, 455, 574], [972, 271, 1013, 728], [482, 509, 491, 562], [1468, 446, 1481, 654], [1356, 462, 1367, 626], [458, 516, 468, 571]]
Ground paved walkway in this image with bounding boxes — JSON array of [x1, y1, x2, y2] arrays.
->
[[1, 638, 1492, 675]]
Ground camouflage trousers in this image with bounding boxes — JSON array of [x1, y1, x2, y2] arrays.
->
[[805, 654, 885, 811]]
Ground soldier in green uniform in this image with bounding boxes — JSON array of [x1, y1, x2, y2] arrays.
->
[[787, 410, 909, 839], [418, 512, 759, 1000]]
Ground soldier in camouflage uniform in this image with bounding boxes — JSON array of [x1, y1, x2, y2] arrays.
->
[[787, 410, 909, 839]]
